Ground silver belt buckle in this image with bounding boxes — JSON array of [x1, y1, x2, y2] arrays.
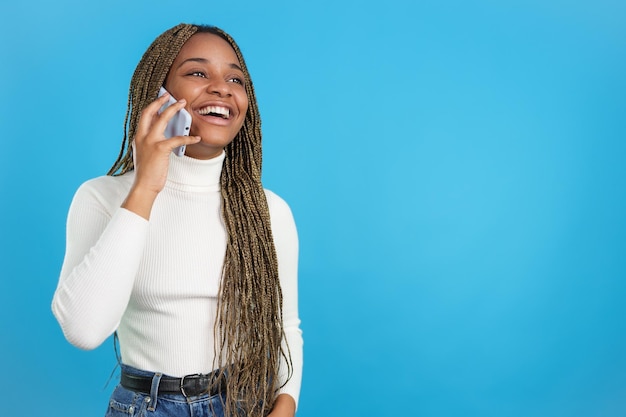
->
[[180, 374, 200, 398]]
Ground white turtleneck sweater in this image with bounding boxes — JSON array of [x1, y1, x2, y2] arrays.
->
[[52, 151, 302, 404]]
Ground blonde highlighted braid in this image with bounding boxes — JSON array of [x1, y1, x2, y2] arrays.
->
[[107, 23, 292, 417]]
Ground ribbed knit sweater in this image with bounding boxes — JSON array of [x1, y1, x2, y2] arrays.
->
[[52, 151, 302, 403]]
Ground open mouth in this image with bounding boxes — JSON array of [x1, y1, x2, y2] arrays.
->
[[197, 105, 230, 119]]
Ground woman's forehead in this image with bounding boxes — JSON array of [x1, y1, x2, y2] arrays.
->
[[174, 33, 240, 65]]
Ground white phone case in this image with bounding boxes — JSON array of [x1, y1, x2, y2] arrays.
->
[[158, 87, 192, 157]]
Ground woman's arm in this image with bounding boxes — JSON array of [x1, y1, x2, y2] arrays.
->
[[266, 190, 304, 410], [52, 93, 200, 349], [52, 183, 149, 349]]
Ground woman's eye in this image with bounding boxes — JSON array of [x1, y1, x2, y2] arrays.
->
[[229, 77, 244, 85], [189, 71, 206, 78]]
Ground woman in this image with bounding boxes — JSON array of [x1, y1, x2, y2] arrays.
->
[[52, 23, 302, 417]]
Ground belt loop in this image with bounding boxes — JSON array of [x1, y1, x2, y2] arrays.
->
[[148, 372, 163, 412]]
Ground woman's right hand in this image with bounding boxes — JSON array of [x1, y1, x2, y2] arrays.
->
[[121, 93, 201, 220]]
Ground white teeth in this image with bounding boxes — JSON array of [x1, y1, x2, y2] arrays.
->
[[198, 105, 230, 118]]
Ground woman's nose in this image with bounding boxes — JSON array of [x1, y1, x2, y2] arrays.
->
[[206, 78, 231, 97]]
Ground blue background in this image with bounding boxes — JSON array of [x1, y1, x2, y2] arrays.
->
[[1, 0, 625, 416]]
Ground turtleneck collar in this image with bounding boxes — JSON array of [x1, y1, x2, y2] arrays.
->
[[165, 151, 225, 192]]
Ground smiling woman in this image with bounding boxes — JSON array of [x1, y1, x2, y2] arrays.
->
[[164, 32, 249, 160], [51, 23, 302, 417]]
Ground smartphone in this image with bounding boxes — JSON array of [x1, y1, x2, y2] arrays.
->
[[157, 87, 192, 157]]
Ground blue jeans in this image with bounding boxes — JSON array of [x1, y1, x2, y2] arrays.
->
[[104, 365, 225, 417]]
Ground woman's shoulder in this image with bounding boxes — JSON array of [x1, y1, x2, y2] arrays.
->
[[264, 189, 291, 211], [263, 188, 296, 222], [73, 172, 135, 207], [263, 189, 298, 246]]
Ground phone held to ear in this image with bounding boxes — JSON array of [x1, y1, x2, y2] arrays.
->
[[158, 87, 192, 157]]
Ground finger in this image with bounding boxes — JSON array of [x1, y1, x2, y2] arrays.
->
[[164, 135, 201, 151], [137, 93, 186, 139], [152, 98, 188, 134], [136, 93, 178, 139]]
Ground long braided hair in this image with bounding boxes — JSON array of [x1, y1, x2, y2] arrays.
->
[[107, 23, 291, 416]]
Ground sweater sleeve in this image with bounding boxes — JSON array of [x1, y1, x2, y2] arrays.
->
[[52, 178, 149, 350], [265, 190, 303, 408]]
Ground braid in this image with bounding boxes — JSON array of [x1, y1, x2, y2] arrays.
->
[[107, 24, 292, 417]]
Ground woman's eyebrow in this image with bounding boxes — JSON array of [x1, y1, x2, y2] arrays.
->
[[178, 57, 243, 72]]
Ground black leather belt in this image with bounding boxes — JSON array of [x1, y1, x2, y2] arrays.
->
[[121, 370, 224, 398]]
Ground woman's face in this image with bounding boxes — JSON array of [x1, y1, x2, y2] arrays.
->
[[164, 33, 249, 160]]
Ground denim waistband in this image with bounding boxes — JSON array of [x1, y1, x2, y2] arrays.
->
[[119, 364, 224, 412]]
